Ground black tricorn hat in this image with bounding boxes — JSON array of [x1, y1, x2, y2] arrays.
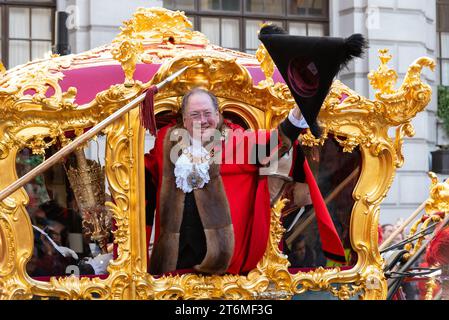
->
[[259, 24, 368, 137]]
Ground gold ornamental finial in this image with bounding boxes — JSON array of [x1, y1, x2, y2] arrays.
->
[[368, 49, 398, 95], [255, 44, 274, 87], [378, 48, 392, 65], [425, 172, 449, 214]]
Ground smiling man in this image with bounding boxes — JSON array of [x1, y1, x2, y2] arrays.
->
[[144, 87, 345, 275]]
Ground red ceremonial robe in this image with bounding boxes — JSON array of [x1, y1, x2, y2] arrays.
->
[[145, 121, 273, 274], [145, 119, 345, 275]]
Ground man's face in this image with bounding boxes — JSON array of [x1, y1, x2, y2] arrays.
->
[[183, 92, 219, 143], [382, 225, 403, 244], [382, 225, 394, 239], [293, 182, 312, 207], [292, 240, 306, 262]]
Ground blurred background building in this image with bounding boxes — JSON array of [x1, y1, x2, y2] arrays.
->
[[1, 0, 448, 224]]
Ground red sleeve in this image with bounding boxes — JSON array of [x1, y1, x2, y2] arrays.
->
[[144, 125, 172, 271]]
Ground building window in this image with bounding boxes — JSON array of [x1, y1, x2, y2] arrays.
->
[[163, 0, 329, 53], [438, 0, 449, 86], [1, 0, 55, 69]]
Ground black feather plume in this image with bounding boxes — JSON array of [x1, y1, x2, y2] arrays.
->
[[340, 33, 369, 70]]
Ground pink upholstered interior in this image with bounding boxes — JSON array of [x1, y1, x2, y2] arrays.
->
[[53, 63, 285, 106]]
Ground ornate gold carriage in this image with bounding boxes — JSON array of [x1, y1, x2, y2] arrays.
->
[[0, 7, 437, 300]]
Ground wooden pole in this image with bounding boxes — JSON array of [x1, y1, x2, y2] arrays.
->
[[285, 166, 360, 247]]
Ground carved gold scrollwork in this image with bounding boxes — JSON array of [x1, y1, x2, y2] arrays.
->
[[111, 34, 144, 87], [104, 118, 131, 262], [0, 214, 16, 277], [425, 277, 438, 300], [127, 7, 207, 45], [0, 59, 78, 112], [254, 198, 291, 295], [111, 7, 209, 85]]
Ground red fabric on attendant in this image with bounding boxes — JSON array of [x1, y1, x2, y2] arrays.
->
[[303, 159, 346, 263], [426, 226, 449, 266], [378, 224, 383, 245]]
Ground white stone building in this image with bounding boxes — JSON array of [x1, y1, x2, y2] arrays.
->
[[2, 0, 447, 225]]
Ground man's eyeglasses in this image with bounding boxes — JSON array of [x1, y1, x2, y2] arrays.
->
[[187, 111, 216, 121]]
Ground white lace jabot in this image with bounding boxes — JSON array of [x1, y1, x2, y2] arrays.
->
[[174, 145, 211, 193]]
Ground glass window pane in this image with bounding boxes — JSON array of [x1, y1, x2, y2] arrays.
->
[[442, 61, 449, 86], [438, 3, 449, 32], [32, 8, 52, 40], [309, 0, 325, 16], [0, 7, 2, 60], [186, 15, 196, 30], [162, 0, 175, 9], [442, 32, 449, 59], [8, 0, 54, 2], [201, 0, 240, 11], [9, 7, 30, 38], [289, 22, 307, 36], [200, 17, 220, 45], [246, 19, 282, 51], [201, 0, 220, 10], [163, 0, 194, 10], [289, 0, 327, 17], [246, 0, 283, 15], [308, 23, 325, 36], [32, 40, 51, 60], [179, 0, 195, 10], [245, 19, 262, 51], [223, 0, 240, 11], [9, 40, 30, 67], [221, 19, 239, 49]]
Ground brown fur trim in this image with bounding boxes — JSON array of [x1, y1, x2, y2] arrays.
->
[[193, 163, 232, 229], [193, 225, 235, 274], [149, 126, 185, 274], [149, 232, 180, 274]]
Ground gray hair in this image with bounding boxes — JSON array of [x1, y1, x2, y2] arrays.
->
[[180, 88, 219, 115]]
